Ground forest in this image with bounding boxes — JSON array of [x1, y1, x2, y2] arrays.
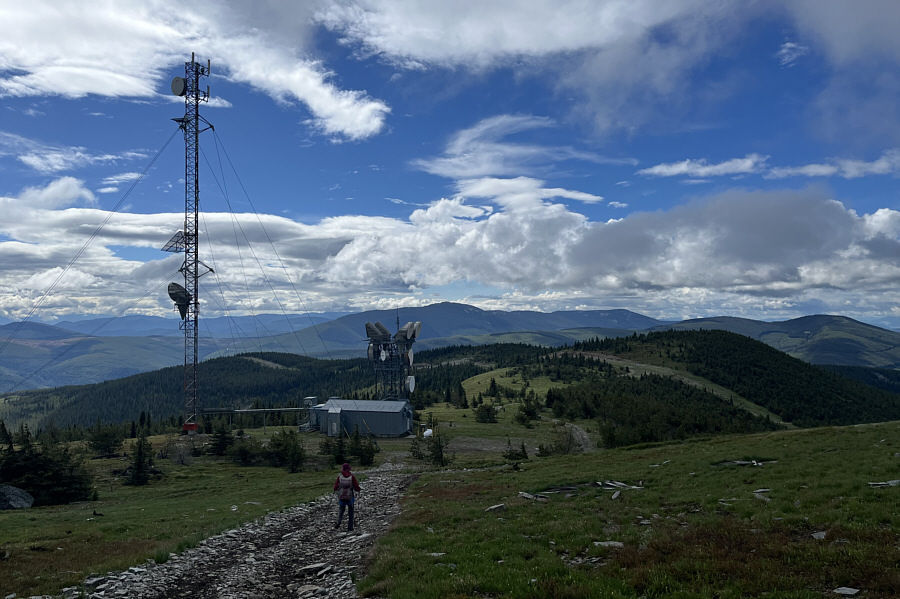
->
[[573, 330, 900, 426], [2, 332, 899, 448]]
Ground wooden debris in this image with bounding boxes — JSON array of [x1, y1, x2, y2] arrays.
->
[[593, 541, 624, 549], [713, 459, 777, 467], [868, 479, 900, 488], [594, 480, 643, 490]]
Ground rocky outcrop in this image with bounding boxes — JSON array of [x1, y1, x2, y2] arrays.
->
[[44, 462, 415, 599], [0, 484, 34, 510]]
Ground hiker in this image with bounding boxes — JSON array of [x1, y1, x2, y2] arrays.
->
[[333, 462, 362, 531]]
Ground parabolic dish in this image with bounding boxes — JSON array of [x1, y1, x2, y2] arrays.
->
[[375, 322, 392, 339], [407, 376, 416, 393], [171, 77, 187, 96], [167, 282, 191, 320]]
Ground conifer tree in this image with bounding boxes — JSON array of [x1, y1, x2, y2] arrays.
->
[[125, 431, 153, 486]]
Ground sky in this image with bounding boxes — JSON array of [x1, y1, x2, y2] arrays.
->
[[2, 0, 900, 330]]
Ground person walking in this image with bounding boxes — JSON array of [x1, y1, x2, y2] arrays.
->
[[333, 462, 361, 531]]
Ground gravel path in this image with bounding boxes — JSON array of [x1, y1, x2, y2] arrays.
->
[[49, 462, 417, 599]]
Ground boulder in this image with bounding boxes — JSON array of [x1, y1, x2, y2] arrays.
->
[[0, 484, 34, 510]]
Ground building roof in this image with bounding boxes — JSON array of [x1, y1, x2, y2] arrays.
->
[[314, 399, 411, 413]]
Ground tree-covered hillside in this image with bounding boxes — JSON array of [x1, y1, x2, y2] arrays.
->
[[0, 353, 374, 430], [0, 345, 542, 430], [4, 334, 899, 443], [575, 330, 900, 426]]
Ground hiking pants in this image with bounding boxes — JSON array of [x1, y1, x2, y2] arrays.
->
[[337, 498, 355, 530]]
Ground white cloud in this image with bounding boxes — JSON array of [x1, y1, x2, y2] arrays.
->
[[638, 154, 768, 178], [11, 177, 97, 210], [2, 178, 900, 327], [414, 115, 632, 179], [315, 1, 900, 143], [101, 172, 142, 186], [766, 149, 900, 179], [315, 0, 711, 68], [782, 0, 900, 66], [0, 131, 148, 174], [0, 1, 389, 141], [317, 0, 747, 134], [776, 41, 809, 67], [456, 177, 602, 211]]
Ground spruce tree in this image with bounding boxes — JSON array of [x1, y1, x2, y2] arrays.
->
[[125, 431, 153, 486]]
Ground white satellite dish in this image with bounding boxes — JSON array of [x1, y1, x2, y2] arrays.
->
[[407, 347, 414, 365], [367, 343, 374, 361], [380, 348, 387, 362], [407, 375, 416, 393], [414, 321, 422, 337]]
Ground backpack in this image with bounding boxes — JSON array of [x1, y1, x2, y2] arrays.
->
[[337, 474, 353, 501]]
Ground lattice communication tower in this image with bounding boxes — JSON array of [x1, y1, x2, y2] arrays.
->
[[163, 53, 212, 432], [365, 320, 421, 400]]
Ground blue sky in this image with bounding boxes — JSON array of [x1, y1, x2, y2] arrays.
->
[[2, 1, 900, 329]]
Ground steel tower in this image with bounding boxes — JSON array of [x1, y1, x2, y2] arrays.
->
[[164, 54, 211, 432]]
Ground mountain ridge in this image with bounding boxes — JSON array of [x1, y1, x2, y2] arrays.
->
[[2, 302, 899, 390]]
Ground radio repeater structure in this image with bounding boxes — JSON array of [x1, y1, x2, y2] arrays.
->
[[365, 320, 421, 400], [162, 53, 213, 433]]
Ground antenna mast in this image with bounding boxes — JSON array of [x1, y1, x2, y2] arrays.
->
[[164, 53, 212, 432]]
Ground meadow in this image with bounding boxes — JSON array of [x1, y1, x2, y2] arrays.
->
[[362, 419, 900, 598], [1, 405, 898, 598]]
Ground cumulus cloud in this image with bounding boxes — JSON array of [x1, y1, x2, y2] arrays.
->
[[2, 177, 900, 327]]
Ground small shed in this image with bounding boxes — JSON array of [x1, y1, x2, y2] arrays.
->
[[310, 399, 413, 438]]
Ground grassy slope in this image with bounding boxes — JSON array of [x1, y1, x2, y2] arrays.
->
[[361, 421, 900, 599], [5, 416, 900, 598], [0, 429, 335, 597], [6, 341, 900, 597]]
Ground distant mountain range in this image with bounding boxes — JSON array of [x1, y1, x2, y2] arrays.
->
[[2, 302, 899, 390]]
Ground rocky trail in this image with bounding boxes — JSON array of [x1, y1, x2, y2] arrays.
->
[[50, 463, 417, 599]]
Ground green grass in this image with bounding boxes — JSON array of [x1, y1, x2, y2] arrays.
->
[[464, 367, 565, 400], [0, 429, 335, 597], [417, 401, 570, 468], [6, 413, 900, 598], [359, 421, 900, 599]]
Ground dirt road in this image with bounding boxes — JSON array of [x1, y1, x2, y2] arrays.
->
[[58, 463, 416, 599]]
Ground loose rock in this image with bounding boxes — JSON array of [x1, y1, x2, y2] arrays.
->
[[54, 462, 415, 599]]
